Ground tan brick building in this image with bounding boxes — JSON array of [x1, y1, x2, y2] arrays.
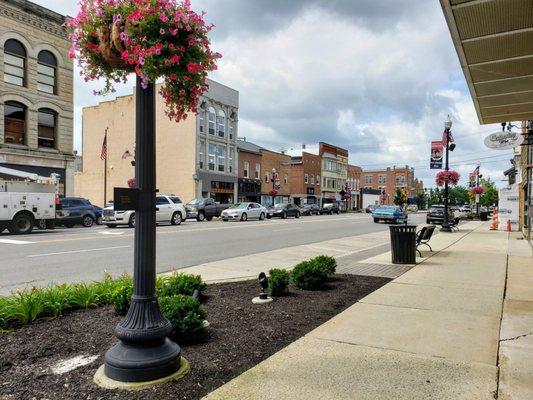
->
[[237, 139, 262, 203], [362, 165, 418, 205], [0, 0, 74, 195], [319, 142, 348, 205], [290, 151, 321, 206], [260, 149, 291, 206], [75, 79, 239, 206]]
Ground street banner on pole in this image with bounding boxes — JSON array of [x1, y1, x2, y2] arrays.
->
[[430, 141, 443, 169]]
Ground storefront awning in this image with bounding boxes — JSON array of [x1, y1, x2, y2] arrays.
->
[[440, 0, 533, 124]]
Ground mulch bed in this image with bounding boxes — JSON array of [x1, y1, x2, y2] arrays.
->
[[0, 274, 390, 400]]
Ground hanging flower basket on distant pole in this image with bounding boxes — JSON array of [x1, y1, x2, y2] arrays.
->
[[472, 185, 484, 195], [435, 170, 460, 187], [127, 177, 136, 188], [67, 0, 220, 385]]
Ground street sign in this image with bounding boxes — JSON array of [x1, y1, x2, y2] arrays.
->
[[484, 131, 524, 150], [114, 187, 140, 211]]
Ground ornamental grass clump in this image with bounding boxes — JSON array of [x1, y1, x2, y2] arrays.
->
[[268, 268, 290, 297], [159, 295, 206, 339], [291, 261, 329, 291], [66, 0, 221, 122]]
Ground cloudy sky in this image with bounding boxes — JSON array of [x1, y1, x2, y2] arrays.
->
[[33, 0, 517, 187]]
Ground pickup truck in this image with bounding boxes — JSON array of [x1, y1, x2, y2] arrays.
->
[[185, 198, 232, 221], [103, 195, 186, 228]]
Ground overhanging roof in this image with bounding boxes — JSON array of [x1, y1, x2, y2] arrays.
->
[[440, 0, 533, 124]]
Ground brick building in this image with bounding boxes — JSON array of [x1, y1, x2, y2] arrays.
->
[[319, 142, 348, 206], [362, 165, 418, 205], [290, 151, 322, 206], [0, 0, 75, 195], [347, 165, 362, 210], [260, 149, 291, 206], [237, 139, 262, 203]]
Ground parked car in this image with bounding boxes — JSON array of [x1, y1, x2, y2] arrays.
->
[[320, 203, 340, 215], [372, 205, 408, 224], [406, 204, 419, 213], [93, 206, 103, 225], [56, 197, 97, 228], [426, 205, 454, 225], [300, 203, 320, 216], [365, 204, 379, 213], [103, 195, 186, 228], [459, 205, 472, 213], [221, 202, 267, 221], [185, 198, 232, 221], [267, 203, 301, 219]]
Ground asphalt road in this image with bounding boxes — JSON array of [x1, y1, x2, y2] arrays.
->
[[0, 212, 425, 294]]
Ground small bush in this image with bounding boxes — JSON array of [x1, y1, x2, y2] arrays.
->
[[291, 260, 328, 290], [310, 255, 337, 277], [268, 268, 290, 296], [41, 284, 71, 318], [159, 295, 206, 338], [157, 273, 206, 298], [111, 279, 134, 316]]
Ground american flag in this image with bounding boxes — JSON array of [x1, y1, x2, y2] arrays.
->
[[100, 130, 108, 160], [441, 130, 455, 146]]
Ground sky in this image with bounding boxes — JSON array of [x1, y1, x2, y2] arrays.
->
[[33, 0, 518, 188]]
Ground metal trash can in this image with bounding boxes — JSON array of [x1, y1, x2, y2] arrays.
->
[[389, 225, 417, 264], [480, 211, 488, 221]]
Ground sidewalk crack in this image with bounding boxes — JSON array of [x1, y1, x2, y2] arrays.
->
[[500, 332, 533, 342]]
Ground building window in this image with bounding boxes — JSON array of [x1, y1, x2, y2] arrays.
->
[[4, 101, 26, 145], [4, 39, 26, 87], [199, 111, 205, 133], [199, 140, 205, 169], [396, 174, 405, 185], [255, 163, 260, 179], [284, 174, 288, 185], [378, 175, 386, 184], [229, 121, 234, 140], [217, 110, 225, 137], [305, 174, 308, 184], [37, 108, 57, 148], [217, 145, 225, 172], [365, 175, 372, 184], [310, 174, 314, 185], [208, 107, 216, 135], [243, 161, 249, 178], [316, 175, 320, 185], [229, 148, 235, 173], [208, 143, 216, 170], [37, 50, 57, 94], [265, 173, 269, 183]]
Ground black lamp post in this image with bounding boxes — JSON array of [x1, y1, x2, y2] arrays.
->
[[104, 78, 182, 382], [441, 116, 454, 232], [476, 170, 483, 216], [271, 168, 277, 207]]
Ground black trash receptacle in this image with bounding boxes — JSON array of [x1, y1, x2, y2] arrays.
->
[[389, 225, 417, 264], [480, 211, 488, 221]]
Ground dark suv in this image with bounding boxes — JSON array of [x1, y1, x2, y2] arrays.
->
[[320, 203, 340, 215], [267, 203, 301, 219], [426, 205, 454, 225], [57, 197, 97, 228]]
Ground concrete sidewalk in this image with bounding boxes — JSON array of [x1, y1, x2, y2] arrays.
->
[[203, 221, 525, 400]]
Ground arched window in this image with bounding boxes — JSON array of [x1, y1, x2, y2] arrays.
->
[[4, 39, 26, 87], [37, 50, 57, 94], [4, 101, 26, 145], [38, 108, 57, 148], [208, 107, 216, 135], [217, 110, 225, 137]]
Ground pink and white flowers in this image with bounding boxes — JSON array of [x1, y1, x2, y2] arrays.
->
[[472, 185, 484, 195], [66, 0, 221, 122], [435, 170, 460, 187]]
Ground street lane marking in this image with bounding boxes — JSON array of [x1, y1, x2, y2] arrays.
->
[[0, 238, 34, 245], [27, 245, 130, 258], [99, 231, 125, 235], [272, 227, 303, 232]]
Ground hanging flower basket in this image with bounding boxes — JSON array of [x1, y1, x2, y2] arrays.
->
[[127, 177, 136, 188], [66, 0, 221, 122], [472, 185, 484, 195], [268, 189, 278, 197], [435, 170, 460, 187]]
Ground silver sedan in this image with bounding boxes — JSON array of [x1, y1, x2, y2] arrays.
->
[[221, 202, 267, 222]]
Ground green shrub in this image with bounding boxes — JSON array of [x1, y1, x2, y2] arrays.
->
[[310, 255, 337, 277], [0, 296, 14, 326], [159, 295, 206, 338], [268, 268, 290, 296], [157, 273, 206, 298], [111, 279, 134, 316], [68, 283, 99, 309], [41, 284, 71, 318], [93, 273, 130, 304], [291, 260, 328, 290], [8, 288, 44, 324]]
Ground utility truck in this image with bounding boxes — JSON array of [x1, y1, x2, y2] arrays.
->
[[0, 166, 60, 234]]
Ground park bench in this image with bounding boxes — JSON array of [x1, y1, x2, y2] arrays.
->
[[450, 217, 460, 231], [416, 225, 436, 257]]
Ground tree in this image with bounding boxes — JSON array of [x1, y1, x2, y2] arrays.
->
[[448, 186, 469, 206], [428, 188, 443, 206], [480, 178, 498, 206], [393, 188, 405, 206], [415, 193, 427, 209]]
